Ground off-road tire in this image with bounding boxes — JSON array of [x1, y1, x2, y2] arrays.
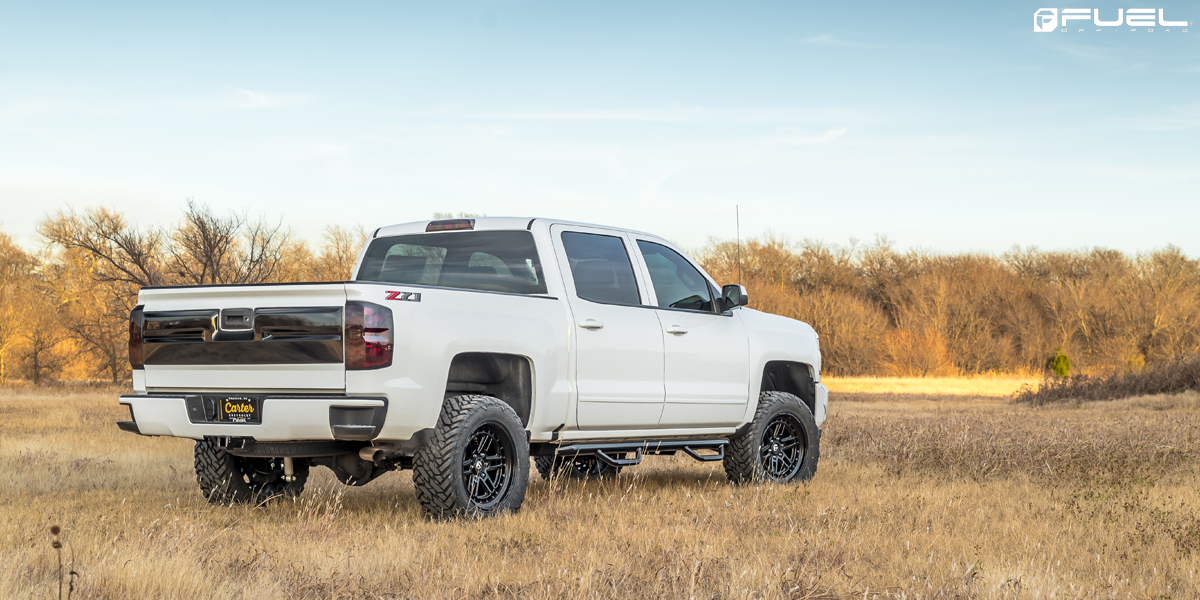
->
[[724, 391, 820, 485], [413, 395, 530, 519], [534, 454, 621, 481], [194, 438, 309, 505]]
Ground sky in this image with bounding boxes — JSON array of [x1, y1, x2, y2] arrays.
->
[[0, 1, 1197, 255]]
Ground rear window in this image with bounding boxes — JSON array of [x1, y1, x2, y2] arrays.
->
[[357, 231, 547, 295]]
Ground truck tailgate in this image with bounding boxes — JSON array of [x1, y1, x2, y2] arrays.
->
[[137, 283, 348, 392]]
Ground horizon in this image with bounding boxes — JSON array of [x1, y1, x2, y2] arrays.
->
[[10, 203, 1200, 261], [1, 1, 1197, 254]]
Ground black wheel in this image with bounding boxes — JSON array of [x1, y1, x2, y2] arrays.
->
[[194, 439, 309, 505], [534, 454, 621, 481], [724, 391, 820, 485], [413, 395, 530, 518]]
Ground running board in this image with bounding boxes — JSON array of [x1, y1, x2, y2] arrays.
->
[[554, 439, 727, 468]]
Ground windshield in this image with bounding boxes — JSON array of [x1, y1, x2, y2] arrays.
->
[[356, 230, 548, 295]]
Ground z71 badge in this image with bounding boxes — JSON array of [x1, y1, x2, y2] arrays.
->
[[385, 290, 421, 302]]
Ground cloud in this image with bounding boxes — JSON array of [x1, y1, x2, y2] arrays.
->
[[802, 35, 877, 49], [394, 105, 871, 125], [1047, 42, 1114, 62], [1115, 104, 1200, 131], [220, 88, 312, 111], [291, 141, 348, 161], [1043, 42, 1150, 71], [773, 127, 848, 145], [0, 99, 71, 120]]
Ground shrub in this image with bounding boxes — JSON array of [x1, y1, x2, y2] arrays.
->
[[1014, 352, 1200, 406], [1048, 347, 1071, 378]]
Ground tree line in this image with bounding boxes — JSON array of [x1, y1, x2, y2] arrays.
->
[[0, 203, 1196, 383], [696, 236, 1200, 376]]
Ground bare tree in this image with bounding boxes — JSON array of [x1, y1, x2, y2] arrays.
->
[[15, 288, 67, 385], [793, 288, 888, 376], [37, 208, 163, 382], [1119, 247, 1200, 364], [168, 200, 290, 285], [312, 224, 368, 281], [37, 207, 167, 288], [43, 247, 131, 382], [0, 231, 35, 382], [234, 213, 289, 284], [0, 286, 22, 383]]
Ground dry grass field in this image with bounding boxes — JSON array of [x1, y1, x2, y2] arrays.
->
[[3, 380, 1200, 599], [823, 377, 1039, 400]]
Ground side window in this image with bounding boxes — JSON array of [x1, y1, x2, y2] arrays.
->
[[636, 241, 715, 312], [561, 232, 641, 305]]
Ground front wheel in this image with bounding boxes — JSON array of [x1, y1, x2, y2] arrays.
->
[[724, 391, 820, 485], [413, 395, 530, 519]]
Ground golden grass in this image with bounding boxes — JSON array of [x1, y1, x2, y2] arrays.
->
[[823, 377, 1038, 398], [2, 383, 1199, 599]]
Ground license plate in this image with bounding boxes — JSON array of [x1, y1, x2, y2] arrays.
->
[[215, 395, 261, 423]]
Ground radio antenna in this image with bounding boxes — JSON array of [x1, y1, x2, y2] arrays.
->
[[736, 205, 742, 285]]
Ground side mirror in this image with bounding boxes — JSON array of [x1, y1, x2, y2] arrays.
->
[[721, 284, 748, 309]]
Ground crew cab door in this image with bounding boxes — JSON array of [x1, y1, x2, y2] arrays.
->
[[631, 238, 751, 428], [551, 225, 665, 430]]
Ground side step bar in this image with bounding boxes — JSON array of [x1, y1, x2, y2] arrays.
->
[[553, 439, 727, 468]]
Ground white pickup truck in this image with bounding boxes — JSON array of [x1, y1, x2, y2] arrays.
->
[[120, 217, 828, 517]]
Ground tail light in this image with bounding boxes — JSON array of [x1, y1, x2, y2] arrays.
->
[[129, 305, 145, 369], [346, 301, 393, 370]]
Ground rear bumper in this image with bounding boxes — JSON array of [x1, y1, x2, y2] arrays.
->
[[118, 394, 387, 442]]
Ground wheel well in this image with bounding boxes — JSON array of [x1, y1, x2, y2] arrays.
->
[[760, 361, 816, 414], [444, 353, 533, 426]]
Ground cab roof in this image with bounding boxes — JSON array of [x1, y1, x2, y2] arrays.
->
[[372, 217, 656, 240]]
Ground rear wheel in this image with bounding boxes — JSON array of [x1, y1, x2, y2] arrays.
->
[[194, 439, 309, 505], [724, 391, 820, 485], [413, 395, 530, 518], [534, 454, 621, 480]]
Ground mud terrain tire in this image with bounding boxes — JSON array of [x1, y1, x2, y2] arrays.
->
[[724, 391, 820, 485], [194, 439, 309, 505], [413, 395, 530, 519]]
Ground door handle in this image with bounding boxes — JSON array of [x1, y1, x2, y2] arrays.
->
[[665, 325, 688, 335], [578, 319, 604, 330]]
